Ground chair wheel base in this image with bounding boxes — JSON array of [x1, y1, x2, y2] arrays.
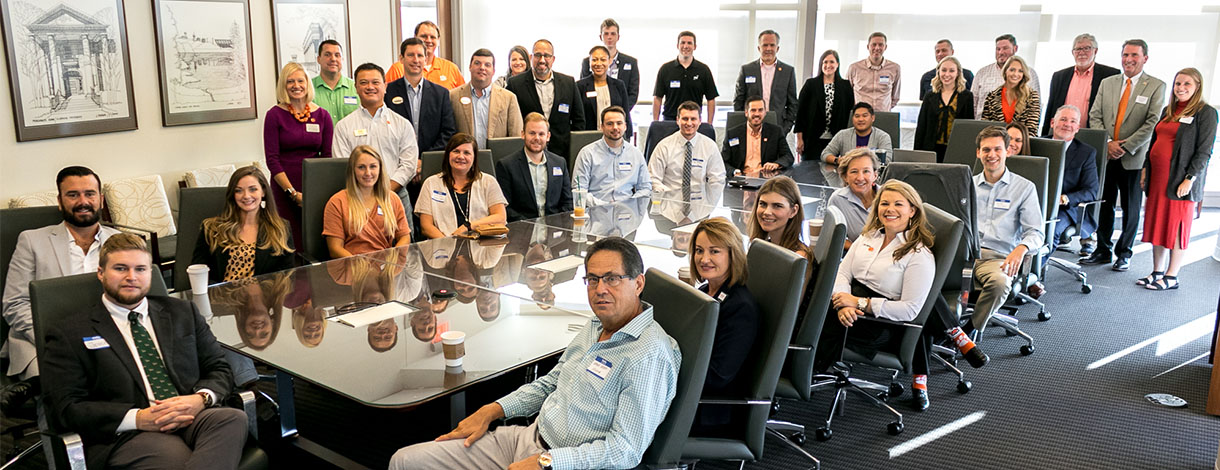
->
[[957, 381, 972, 394], [815, 428, 832, 441], [789, 432, 807, 446], [1081, 284, 1092, 294], [1020, 345, 1035, 356], [887, 421, 904, 435], [1037, 310, 1051, 321], [888, 382, 904, 398]]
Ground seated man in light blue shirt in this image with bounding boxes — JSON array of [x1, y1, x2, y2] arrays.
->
[[573, 106, 651, 206], [390, 237, 681, 470], [968, 125, 1044, 334]]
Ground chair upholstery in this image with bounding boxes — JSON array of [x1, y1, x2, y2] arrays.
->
[[639, 268, 719, 468], [8, 190, 58, 208], [486, 137, 524, 165], [681, 241, 807, 462], [172, 187, 228, 292], [420, 150, 496, 181], [724, 111, 778, 130], [301, 158, 350, 262], [891, 149, 937, 164], [184, 164, 237, 188], [568, 130, 603, 173], [874, 111, 901, 149], [1, 206, 63, 291], [943, 119, 1003, 166], [644, 121, 718, 161], [1069, 128, 1108, 235], [882, 162, 979, 297], [104, 174, 177, 239]]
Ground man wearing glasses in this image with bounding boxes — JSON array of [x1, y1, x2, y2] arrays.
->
[[390, 237, 680, 470], [1041, 33, 1120, 137], [507, 39, 586, 159]]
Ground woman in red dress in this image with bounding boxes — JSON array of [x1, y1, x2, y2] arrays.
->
[[1138, 68, 1217, 290]]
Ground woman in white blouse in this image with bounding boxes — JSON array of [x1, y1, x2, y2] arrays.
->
[[415, 134, 508, 239], [815, 180, 938, 411]]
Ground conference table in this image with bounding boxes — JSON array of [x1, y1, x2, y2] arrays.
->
[[200, 178, 833, 467]]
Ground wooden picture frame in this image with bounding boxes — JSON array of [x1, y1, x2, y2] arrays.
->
[[270, 0, 351, 79], [0, 0, 138, 141], [152, 0, 257, 126]]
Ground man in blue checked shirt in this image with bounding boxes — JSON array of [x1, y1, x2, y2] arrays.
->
[[390, 237, 681, 470]]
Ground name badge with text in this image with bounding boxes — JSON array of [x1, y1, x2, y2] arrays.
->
[[585, 91, 597, 98], [1135, 95, 1148, 105], [343, 96, 358, 105], [587, 356, 612, 380], [994, 198, 1012, 210], [460, 96, 472, 105], [670, 80, 681, 89], [391, 96, 404, 105], [354, 128, 368, 137], [618, 161, 632, 172], [728, 138, 740, 147], [83, 336, 109, 350], [623, 63, 632, 70], [376, 206, 384, 216], [431, 190, 447, 204], [558, 103, 570, 114], [1180, 117, 1194, 124], [745, 76, 757, 84], [879, 75, 891, 85], [305, 123, 321, 133], [552, 167, 563, 176]]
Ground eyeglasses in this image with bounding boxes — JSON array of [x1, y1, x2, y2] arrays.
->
[[533, 53, 554, 59], [1072, 47, 1095, 53], [583, 273, 632, 287]]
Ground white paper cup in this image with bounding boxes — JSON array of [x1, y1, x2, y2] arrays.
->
[[441, 331, 466, 367], [186, 264, 210, 295], [807, 219, 824, 238]]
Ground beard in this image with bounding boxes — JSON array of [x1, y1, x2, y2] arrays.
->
[[103, 282, 149, 307], [61, 203, 100, 228]]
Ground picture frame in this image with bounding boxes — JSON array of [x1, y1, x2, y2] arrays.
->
[[270, 0, 350, 79], [0, 0, 138, 141], [152, 0, 257, 126]]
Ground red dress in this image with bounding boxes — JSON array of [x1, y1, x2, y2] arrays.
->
[[1141, 115, 1194, 249]]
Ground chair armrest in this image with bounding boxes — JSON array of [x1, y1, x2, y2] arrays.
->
[[238, 390, 258, 441], [854, 315, 922, 329], [697, 397, 773, 406], [787, 344, 813, 351], [1075, 199, 1104, 208], [61, 432, 86, 470]]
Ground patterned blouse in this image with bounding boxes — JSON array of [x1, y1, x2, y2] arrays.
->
[[821, 83, 836, 139], [223, 243, 256, 281]]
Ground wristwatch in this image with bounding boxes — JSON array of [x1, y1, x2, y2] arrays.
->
[[196, 391, 213, 408], [857, 297, 868, 312], [538, 452, 553, 470], [284, 187, 298, 197]]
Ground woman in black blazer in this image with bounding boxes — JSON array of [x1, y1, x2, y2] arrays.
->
[[193, 165, 296, 283], [796, 50, 854, 163], [914, 56, 974, 162], [576, 45, 632, 139], [1138, 67, 1217, 290]]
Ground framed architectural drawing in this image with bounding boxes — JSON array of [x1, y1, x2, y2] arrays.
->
[[270, 0, 350, 78], [0, 0, 138, 141], [152, 0, 257, 126]]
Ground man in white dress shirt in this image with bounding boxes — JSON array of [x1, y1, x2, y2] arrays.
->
[[648, 101, 726, 195]]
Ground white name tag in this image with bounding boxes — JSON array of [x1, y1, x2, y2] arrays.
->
[[728, 138, 740, 147], [586, 356, 612, 380], [558, 103, 570, 114], [1135, 95, 1148, 105], [879, 75, 891, 85], [305, 123, 320, 133], [391, 96, 404, 105], [552, 166, 563, 176], [343, 96, 358, 105], [1180, 116, 1194, 124], [618, 161, 632, 172], [83, 336, 109, 350], [354, 128, 368, 137], [430, 190, 447, 203], [376, 206, 384, 216], [623, 63, 632, 70], [460, 96, 472, 105], [745, 76, 757, 84], [716, 291, 727, 301], [692, 157, 704, 167], [552, 231, 563, 238], [585, 91, 597, 98], [439, 75, 447, 81], [670, 80, 681, 88], [994, 198, 1011, 210]]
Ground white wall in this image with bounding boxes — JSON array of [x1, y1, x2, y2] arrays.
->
[[0, 0, 398, 207]]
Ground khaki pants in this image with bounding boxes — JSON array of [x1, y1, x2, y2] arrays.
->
[[972, 248, 1014, 331], [389, 422, 546, 470]]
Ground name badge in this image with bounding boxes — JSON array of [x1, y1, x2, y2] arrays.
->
[[745, 76, 757, 84], [670, 80, 681, 88], [692, 157, 704, 168], [343, 96, 358, 105], [376, 206, 384, 216], [558, 103, 570, 114], [728, 137, 740, 147], [623, 63, 632, 71], [994, 198, 1012, 210], [552, 166, 563, 176], [1135, 95, 1148, 105], [552, 231, 563, 239], [617, 213, 632, 221], [430, 190, 447, 203], [879, 75, 891, 85], [716, 291, 727, 301], [439, 75, 447, 82], [354, 128, 368, 137], [618, 161, 632, 172], [587, 356, 612, 380], [83, 336, 109, 350], [585, 91, 597, 98], [1180, 116, 1194, 124], [391, 96, 404, 105], [460, 96, 472, 105], [305, 123, 321, 133]]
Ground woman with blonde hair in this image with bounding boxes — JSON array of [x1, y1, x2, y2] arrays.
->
[[264, 62, 333, 243], [748, 176, 808, 257], [1138, 67, 1217, 290], [193, 165, 295, 283], [322, 145, 411, 258], [825, 148, 881, 244], [915, 56, 975, 161], [981, 56, 1040, 132]]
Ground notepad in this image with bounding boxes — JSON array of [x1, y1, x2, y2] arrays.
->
[[327, 301, 417, 327], [529, 255, 586, 274]]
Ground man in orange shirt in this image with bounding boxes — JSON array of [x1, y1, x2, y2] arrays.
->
[[387, 21, 465, 90]]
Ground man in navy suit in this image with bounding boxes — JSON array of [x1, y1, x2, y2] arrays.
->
[[1041, 33, 1121, 138], [506, 39, 586, 159], [721, 96, 793, 176], [494, 112, 573, 222], [386, 37, 457, 152], [1049, 105, 1099, 248]]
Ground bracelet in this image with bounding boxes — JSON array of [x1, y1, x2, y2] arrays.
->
[[285, 187, 297, 196]]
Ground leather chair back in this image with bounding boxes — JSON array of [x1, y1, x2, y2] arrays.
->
[[874, 111, 901, 149], [943, 119, 1003, 166], [567, 130, 604, 174], [486, 137, 524, 165], [173, 187, 228, 292], [301, 158, 350, 262], [892, 149, 937, 164], [644, 121, 717, 161], [777, 206, 846, 402]]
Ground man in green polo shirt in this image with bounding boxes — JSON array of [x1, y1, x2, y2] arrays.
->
[[312, 39, 358, 123]]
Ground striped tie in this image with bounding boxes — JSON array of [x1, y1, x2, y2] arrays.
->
[[682, 141, 693, 202], [128, 311, 177, 400]]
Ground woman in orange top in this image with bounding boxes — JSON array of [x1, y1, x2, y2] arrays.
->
[[981, 56, 1040, 133], [323, 145, 412, 258]]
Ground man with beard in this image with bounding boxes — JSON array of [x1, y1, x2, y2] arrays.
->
[[506, 39, 585, 159], [494, 113, 573, 222], [2, 166, 120, 411]]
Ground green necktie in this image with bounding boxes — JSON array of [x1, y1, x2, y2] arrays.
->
[[128, 311, 177, 400]]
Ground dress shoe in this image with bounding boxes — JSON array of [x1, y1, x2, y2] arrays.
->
[[1079, 252, 1112, 265], [1112, 257, 1130, 271], [1028, 282, 1045, 299], [1077, 239, 1097, 257], [911, 388, 929, 412]]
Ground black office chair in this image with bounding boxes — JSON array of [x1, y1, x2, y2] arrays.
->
[[420, 149, 495, 180], [643, 121, 717, 161], [1046, 128, 1107, 293], [173, 187, 228, 292], [891, 149, 937, 164], [301, 158, 349, 262], [639, 268, 719, 470], [724, 110, 778, 130], [874, 111, 902, 149], [486, 137, 524, 165], [1013, 137, 1067, 316], [567, 130, 603, 174], [943, 119, 1003, 166], [679, 241, 815, 468], [30, 271, 268, 470]]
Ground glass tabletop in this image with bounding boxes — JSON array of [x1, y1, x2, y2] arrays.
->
[[203, 252, 591, 408]]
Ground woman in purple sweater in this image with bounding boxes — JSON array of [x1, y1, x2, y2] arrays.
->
[[264, 62, 333, 243]]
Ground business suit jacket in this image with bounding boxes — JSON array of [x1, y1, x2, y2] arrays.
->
[[494, 149, 574, 222], [506, 71, 586, 158], [41, 296, 233, 469], [794, 76, 854, 158], [580, 52, 640, 112], [448, 83, 524, 140], [914, 89, 975, 151], [720, 122, 794, 175], [575, 75, 632, 138], [2, 223, 120, 377], [733, 59, 799, 133], [1059, 139, 1100, 234], [1145, 104, 1218, 202], [1088, 73, 1166, 170], [386, 77, 458, 151], [1041, 63, 1120, 136]]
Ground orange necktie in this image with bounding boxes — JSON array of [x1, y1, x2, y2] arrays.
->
[[1113, 78, 1132, 140]]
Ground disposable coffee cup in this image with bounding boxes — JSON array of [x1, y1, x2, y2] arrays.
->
[[186, 264, 210, 295], [807, 219, 824, 238], [677, 266, 693, 286], [441, 331, 466, 367], [443, 365, 466, 388]]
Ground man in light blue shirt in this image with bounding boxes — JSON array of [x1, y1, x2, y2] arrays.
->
[[573, 106, 651, 206], [969, 126, 1044, 333], [332, 63, 419, 218], [390, 237, 680, 470]]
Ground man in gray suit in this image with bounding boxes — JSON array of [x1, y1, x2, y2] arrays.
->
[[2, 166, 120, 409], [733, 30, 798, 134], [450, 48, 524, 148], [1082, 39, 1165, 271]]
